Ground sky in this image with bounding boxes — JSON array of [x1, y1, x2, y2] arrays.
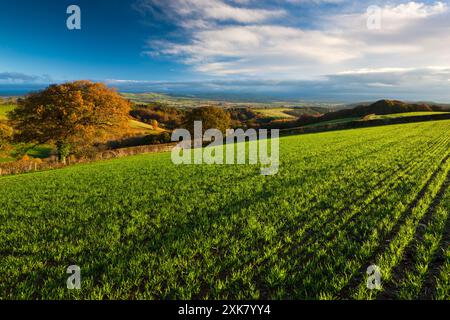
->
[[0, 0, 449, 102]]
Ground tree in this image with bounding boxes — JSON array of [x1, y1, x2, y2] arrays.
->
[[0, 123, 13, 150], [151, 119, 159, 130], [9, 81, 131, 163], [184, 106, 231, 135]]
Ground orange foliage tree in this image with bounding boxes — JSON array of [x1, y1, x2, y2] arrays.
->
[[151, 119, 159, 130], [9, 81, 131, 163], [184, 106, 231, 135], [0, 123, 13, 150]]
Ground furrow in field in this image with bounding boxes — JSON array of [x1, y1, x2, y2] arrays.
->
[[337, 151, 450, 298], [149, 128, 425, 256], [291, 133, 450, 249], [109, 125, 416, 254], [419, 184, 450, 300], [0, 130, 421, 299], [284, 150, 450, 299], [236, 130, 450, 298], [377, 172, 450, 299], [349, 153, 450, 299], [432, 247, 450, 300], [154, 127, 431, 298], [273, 135, 450, 299]]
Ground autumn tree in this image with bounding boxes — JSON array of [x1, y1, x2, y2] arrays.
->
[[9, 81, 131, 163], [0, 123, 13, 150], [184, 106, 231, 135], [151, 119, 159, 130]]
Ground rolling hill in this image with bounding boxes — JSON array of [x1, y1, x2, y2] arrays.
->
[[296, 100, 450, 127], [323, 100, 438, 120]]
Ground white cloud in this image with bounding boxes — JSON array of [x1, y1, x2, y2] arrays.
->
[[148, 24, 362, 78], [106, 65, 450, 101], [135, 0, 285, 23], [383, 1, 447, 19], [145, 1, 449, 80], [0, 72, 52, 84]]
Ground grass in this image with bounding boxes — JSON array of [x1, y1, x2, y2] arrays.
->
[[0, 120, 449, 299], [0, 104, 15, 120], [304, 117, 360, 127], [129, 119, 154, 130], [25, 145, 54, 158], [253, 108, 297, 119], [369, 112, 450, 120], [128, 119, 165, 135], [305, 112, 450, 128]]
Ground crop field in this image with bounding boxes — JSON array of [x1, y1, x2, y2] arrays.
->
[[128, 119, 164, 135], [304, 117, 361, 127], [0, 120, 449, 299], [369, 112, 450, 120], [253, 108, 297, 119], [0, 104, 15, 121]]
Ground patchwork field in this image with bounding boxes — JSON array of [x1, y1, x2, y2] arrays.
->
[[0, 120, 449, 299]]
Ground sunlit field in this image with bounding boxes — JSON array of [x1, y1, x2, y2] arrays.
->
[[0, 120, 449, 299]]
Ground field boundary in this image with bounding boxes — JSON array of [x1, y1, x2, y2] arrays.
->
[[0, 143, 177, 176]]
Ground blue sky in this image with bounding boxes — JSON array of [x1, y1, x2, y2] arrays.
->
[[1, 0, 450, 102], [0, 0, 185, 81]]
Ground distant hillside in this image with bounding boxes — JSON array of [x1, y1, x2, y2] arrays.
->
[[296, 99, 449, 127], [323, 100, 438, 120]]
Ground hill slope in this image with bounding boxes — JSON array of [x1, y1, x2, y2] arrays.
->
[[295, 100, 449, 127], [323, 100, 435, 120]]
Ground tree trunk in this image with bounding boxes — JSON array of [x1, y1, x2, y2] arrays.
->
[[58, 154, 67, 165], [56, 141, 70, 164]]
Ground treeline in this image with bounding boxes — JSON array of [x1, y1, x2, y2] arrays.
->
[[130, 103, 186, 130], [128, 103, 294, 131], [0, 97, 17, 105]]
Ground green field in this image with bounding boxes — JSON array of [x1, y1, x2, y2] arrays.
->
[[0, 104, 15, 120], [304, 117, 361, 127], [369, 112, 450, 120], [304, 112, 450, 128], [253, 108, 297, 119], [0, 120, 449, 299], [128, 119, 166, 135]]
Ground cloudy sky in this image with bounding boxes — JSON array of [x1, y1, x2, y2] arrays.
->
[[0, 0, 449, 101]]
